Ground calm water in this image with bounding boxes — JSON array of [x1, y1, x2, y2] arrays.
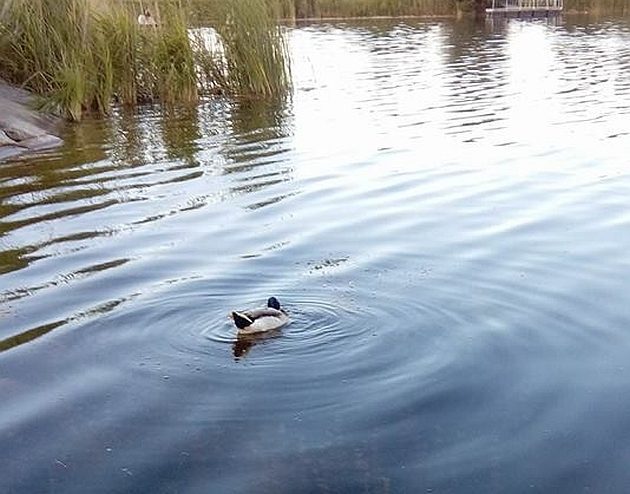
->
[[2, 15, 630, 493]]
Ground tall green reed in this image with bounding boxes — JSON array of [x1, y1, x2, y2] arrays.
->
[[215, 0, 291, 98], [0, 0, 291, 121]]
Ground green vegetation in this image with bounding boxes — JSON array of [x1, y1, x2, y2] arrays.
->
[[215, 0, 291, 98], [193, 0, 630, 21], [0, 0, 626, 121], [313, 0, 629, 17], [275, 0, 456, 18], [274, 0, 630, 18], [566, 0, 630, 13], [180, 0, 457, 22], [0, 0, 291, 121]]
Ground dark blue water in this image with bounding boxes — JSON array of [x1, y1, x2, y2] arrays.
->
[[2, 15, 630, 493]]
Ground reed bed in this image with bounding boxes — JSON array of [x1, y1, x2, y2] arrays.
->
[[0, 0, 291, 121], [281, 0, 630, 17], [264, 0, 456, 19], [565, 0, 630, 13], [167, 0, 630, 20], [215, 0, 291, 97], [156, 0, 459, 22]]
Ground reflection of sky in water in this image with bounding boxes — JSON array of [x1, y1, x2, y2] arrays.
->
[[291, 20, 629, 184]]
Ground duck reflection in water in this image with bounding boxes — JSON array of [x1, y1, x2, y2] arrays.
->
[[232, 329, 283, 360]]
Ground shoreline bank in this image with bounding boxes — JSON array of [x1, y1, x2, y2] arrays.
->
[[0, 81, 63, 162]]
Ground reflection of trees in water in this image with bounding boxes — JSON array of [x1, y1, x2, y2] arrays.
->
[[443, 16, 498, 66], [0, 320, 65, 353], [229, 96, 292, 146], [0, 95, 294, 347], [439, 17, 514, 143], [222, 97, 295, 203], [108, 106, 167, 166], [442, 16, 506, 94], [0, 294, 131, 353], [104, 96, 293, 177], [159, 106, 202, 164], [0, 117, 114, 274], [0, 247, 30, 274], [0, 95, 294, 244]]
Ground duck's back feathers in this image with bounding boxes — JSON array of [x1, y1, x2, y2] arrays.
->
[[243, 307, 284, 319], [239, 312, 289, 334], [232, 311, 254, 329], [231, 298, 289, 334]]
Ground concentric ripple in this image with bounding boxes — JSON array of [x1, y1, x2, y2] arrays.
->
[[3, 14, 630, 494]]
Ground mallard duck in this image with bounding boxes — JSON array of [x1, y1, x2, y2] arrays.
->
[[231, 297, 289, 334]]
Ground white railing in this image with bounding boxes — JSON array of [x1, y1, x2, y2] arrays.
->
[[488, 0, 564, 10]]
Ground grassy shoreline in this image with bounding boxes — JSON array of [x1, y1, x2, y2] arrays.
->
[[0, 0, 291, 121], [189, 0, 630, 21], [1, 0, 626, 121]]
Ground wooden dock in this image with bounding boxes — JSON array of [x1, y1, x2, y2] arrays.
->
[[486, 0, 563, 15]]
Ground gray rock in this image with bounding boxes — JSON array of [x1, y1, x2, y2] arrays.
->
[[18, 134, 63, 150], [4, 125, 42, 142], [0, 129, 17, 146], [0, 145, 27, 161], [0, 80, 63, 161]]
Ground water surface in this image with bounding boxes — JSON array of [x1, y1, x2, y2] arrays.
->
[[2, 15, 630, 493]]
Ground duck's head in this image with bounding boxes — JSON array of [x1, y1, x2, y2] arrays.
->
[[267, 297, 281, 310]]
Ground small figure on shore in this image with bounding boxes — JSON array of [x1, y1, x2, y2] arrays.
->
[[138, 9, 157, 26]]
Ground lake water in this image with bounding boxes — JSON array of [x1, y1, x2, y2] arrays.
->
[[2, 14, 630, 493]]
